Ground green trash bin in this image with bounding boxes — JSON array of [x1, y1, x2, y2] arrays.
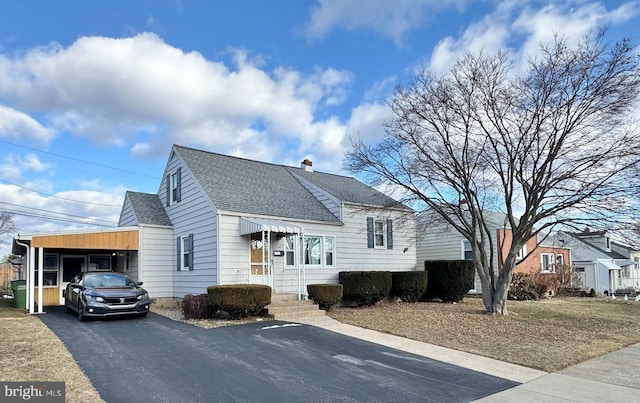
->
[[10, 280, 27, 309]]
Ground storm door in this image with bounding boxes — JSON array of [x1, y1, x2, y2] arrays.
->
[[60, 256, 85, 304], [250, 232, 272, 287]]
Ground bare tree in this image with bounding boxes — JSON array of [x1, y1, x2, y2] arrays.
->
[[0, 213, 17, 246], [345, 31, 640, 314]]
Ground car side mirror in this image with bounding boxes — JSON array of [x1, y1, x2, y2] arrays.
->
[[69, 283, 83, 289], [136, 281, 144, 286]]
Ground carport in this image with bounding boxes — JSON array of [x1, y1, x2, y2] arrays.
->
[[12, 227, 139, 314]]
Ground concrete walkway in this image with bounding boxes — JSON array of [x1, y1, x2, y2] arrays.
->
[[293, 315, 640, 401]]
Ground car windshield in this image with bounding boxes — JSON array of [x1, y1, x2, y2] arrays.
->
[[83, 274, 132, 288]]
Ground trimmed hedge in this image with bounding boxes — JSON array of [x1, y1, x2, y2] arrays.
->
[[307, 284, 343, 310], [391, 271, 428, 302], [339, 271, 392, 306], [207, 284, 271, 318], [423, 260, 474, 302]]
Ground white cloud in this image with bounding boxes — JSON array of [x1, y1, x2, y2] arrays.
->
[[304, 0, 471, 45], [0, 153, 52, 182], [427, 1, 640, 75], [0, 33, 354, 161], [346, 102, 391, 143], [0, 181, 125, 256], [0, 104, 55, 143]]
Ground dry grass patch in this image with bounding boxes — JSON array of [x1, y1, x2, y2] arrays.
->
[[327, 297, 640, 372], [0, 300, 103, 402]]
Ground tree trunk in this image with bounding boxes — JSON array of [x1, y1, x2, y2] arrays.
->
[[491, 280, 509, 315]]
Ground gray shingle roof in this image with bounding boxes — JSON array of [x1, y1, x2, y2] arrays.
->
[[566, 232, 628, 259], [126, 191, 172, 226], [174, 145, 407, 222], [288, 168, 405, 208]]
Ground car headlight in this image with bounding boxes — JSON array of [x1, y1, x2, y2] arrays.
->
[[85, 294, 105, 303], [137, 292, 149, 301]]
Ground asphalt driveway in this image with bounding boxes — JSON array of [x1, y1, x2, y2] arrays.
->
[[40, 307, 518, 403]]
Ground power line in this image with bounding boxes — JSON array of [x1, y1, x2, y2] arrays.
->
[[0, 139, 161, 179], [0, 178, 123, 207], [0, 210, 116, 227], [0, 202, 117, 225]]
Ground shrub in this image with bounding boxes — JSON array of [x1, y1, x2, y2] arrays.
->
[[307, 284, 343, 310], [508, 273, 539, 301], [181, 293, 214, 319], [423, 260, 474, 303], [391, 271, 428, 302], [339, 271, 392, 306], [207, 284, 271, 318], [530, 272, 562, 298]]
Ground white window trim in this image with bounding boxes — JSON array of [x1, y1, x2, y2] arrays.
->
[[180, 235, 192, 271], [540, 253, 555, 273], [284, 235, 297, 267], [374, 220, 386, 249], [35, 253, 59, 287], [171, 172, 180, 204], [461, 240, 473, 260], [299, 234, 336, 268], [516, 245, 527, 260], [324, 235, 336, 268]]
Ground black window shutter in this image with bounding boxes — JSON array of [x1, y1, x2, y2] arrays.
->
[[166, 175, 170, 206], [366, 217, 374, 248], [176, 167, 182, 202], [188, 233, 194, 270], [176, 236, 181, 271], [386, 219, 393, 249]]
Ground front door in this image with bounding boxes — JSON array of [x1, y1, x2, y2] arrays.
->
[[250, 232, 272, 287], [60, 256, 85, 304]]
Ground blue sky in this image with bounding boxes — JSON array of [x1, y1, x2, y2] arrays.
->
[[1, 0, 639, 255]]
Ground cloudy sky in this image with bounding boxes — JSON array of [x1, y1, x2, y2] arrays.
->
[[0, 0, 638, 255]]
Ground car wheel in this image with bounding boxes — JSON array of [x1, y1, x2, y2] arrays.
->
[[77, 303, 86, 322]]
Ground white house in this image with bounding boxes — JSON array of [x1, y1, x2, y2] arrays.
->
[[560, 230, 639, 294], [13, 145, 417, 313]]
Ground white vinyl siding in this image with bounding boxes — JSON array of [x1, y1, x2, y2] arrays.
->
[[137, 225, 173, 298], [118, 196, 137, 226], [416, 223, 494, 294], [162, 152, 218, 297], [216, 206, 416, 294]]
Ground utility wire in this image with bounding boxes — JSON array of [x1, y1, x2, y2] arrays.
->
[[0, 178, 123, 207], [0, 201, 117, 225], [0, 210, 116, 227], [0, 139, 160, 179]]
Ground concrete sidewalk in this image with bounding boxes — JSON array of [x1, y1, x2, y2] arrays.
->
[[293, 315, 640, 401]]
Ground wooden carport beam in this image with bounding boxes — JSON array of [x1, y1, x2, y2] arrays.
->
[[31, 230, 139, 250]]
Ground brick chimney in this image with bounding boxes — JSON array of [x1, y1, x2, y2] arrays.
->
[[301, 159, 313, 172]]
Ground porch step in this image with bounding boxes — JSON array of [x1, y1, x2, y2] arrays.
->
[[267, 294, 326, 320]]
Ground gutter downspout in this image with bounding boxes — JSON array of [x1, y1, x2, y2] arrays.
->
[[37, 248, 43, 313], [15, 240, 29, 313]]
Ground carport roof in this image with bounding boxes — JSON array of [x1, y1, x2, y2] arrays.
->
[[13, 227, 139, 254]]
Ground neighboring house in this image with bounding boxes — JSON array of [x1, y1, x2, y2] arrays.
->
[[13, 145, 417, 313], [416, 211, 570, 294], [559, 229, 639, 294], [497, 229, 571, 279]]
